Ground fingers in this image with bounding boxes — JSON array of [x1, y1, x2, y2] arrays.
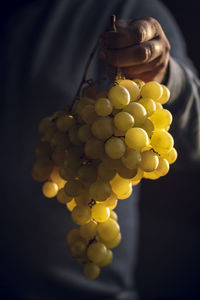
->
[[101, 17, 162, 49], [99, 38, 164, 67]]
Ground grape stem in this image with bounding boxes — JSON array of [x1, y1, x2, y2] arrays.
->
[[69, 40, 99, 111]]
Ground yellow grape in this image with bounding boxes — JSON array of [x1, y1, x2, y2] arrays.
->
[[102, 191, 118, 210], [50, 166, 66, 189], [64, 179, 83, 197], [97, 249, 113, 267], [83, 263, 100, 280], [125, 127, 149, 150], [162, 147, 178, 164], [74, 97, 94, 115], [140, 119, 154, 138], [133, 78, 145, 90], [100, 232, 121, 249], [157, 84, 170, 104], [80, 104, 98, 125], [80, 220, 97, 241], [117, 79, 140, 101], [110, 174, 131, 198], [97, 218, 120, 241], [154, 156, 170, 177], [70, 238, 87, 258], [114, 112, 134, 131], [151, 130, 174, 154], [66, 198, 77, 211], [97, 162, 116, 181], [108, 85, 130, 109], [42, 181, 58, 198], [87, 242, 108, 264], [140, 150, 159, 172], [110, 210, 118, 221], [94, 98, 113, 116], [141, 81, 163, 101], [91, 204, 110, 223], [150, 109, 172, 130], [123, 102, 147, 126], [71, 205, 91, 225], [138, 97, 156, 116], [66, 228, 80, 246], [117, 183, 132, 199]]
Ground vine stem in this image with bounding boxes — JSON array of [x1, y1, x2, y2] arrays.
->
[[69, 40, 99, 111]]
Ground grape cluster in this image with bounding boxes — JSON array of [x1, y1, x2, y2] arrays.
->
[[32, 78, 177, 280]]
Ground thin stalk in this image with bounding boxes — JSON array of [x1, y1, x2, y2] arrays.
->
[[69, 40, 99, 111]]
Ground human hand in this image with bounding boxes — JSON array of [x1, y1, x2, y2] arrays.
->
[[99, 17, 170, 83]]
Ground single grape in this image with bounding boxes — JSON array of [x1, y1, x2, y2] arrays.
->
[[100, 232, 121, 249], [84, 138, 104, 159], [105, 137, 126, 159], [83, 262, 100, 280], [89, 179, 111, 202], [157, 84, 170, 104], [91, 117, 114, 141], [108, 85, 130, 109], [97, 218, 120, 241], [80, 220, 97, 241], [91, 204, 110, 223], [150, 109, 172, 130], [151, 130, 174, 154], [56, 114, 75, 132], [87, 242, 108, 264], [97, 249, 113, 267], [141, 81, 163, 101], [125, 127, 149, 150], [64, 179, 83, 197], [162, 147, 178, 164], [117, 79, 140, 101], [57, 188, 73, 204], [123, 102, 147, 126], [94, 98, 113, 116], [138, 97, 156, 117], [78, 124, 92, 142], [114, 112, 134, 131], [140, 150, 159, 172], [42, 181, 58, 198]]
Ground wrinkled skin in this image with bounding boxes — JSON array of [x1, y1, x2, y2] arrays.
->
[[99, 17, 170, 83]]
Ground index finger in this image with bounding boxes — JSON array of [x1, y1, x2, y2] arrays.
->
[[100, 17, 161, 49]]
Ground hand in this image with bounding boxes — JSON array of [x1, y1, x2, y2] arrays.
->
[[99, 17, 170, 83]]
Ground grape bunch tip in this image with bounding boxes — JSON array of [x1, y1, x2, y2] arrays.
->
[[32, 74, 177, 280]]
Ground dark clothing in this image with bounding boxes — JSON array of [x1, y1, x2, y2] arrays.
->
[[1, 1, 200, 299]]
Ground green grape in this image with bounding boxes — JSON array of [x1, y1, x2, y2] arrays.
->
[[80, 104, 98, 125], [64, 179, 83, 197], [154, 156, 170, 177], [89, 179, 111, 202], [121, 148, 141, 170], [42, 181, 58, 198], [110, 210, 118, 221], [140, 150, 159, 172], [97, 218, 120, 241], [66, 228, 81, 246], [32, 158, 53, 182], [50, 131, 70, 150], [162, 147, 178, 164], [59, 165, 77, 180], [83, 262, 100, 280], [84, 138, 104, 159], [87, 242, 108, 264], [80, 220, 97, 241], [140, 118, 154, 138], [150, 109, 172, 131], [57, 188, 73, 204], [125, 127, 149, 150], [91, 117, 114, 141], [117, 79, 140, 101], [108, 85, 130, 109], [38, 117, 51, 135], [105, 137, 126, 159], [157, 84, 170, 104], [141, 81, 163, 101], [97, 249, 113, 267], [66, 198, 77, 211], [94, 98, 113, 116], [102, 191, 118, 210], [74, 97, 94, 115], [138, 97, 156, 116], [56, 114, 75, 132], [91, 204, 110, 223], [100, 232, 121, 249], [70, 238, 87, 257], [151, 129, 174, 154], [97, 162, 116, 181], [34, 141, 51, 158], [123, 102, 147, 126], [71, 205, 91, 225], [78, 124, 92, 142], [75, 190, 91, 207], [68, 126, 82, 146], [78, 164, 97, 186], [114, 112, 134, 131]]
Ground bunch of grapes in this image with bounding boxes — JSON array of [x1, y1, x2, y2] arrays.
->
[[32, 77, 177, 280]]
